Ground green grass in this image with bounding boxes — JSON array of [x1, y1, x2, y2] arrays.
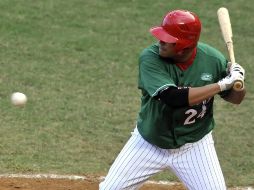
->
[[0, 0, 253, 187]]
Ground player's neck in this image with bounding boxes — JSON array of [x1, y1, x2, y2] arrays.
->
[[175, 48, 197, 71]]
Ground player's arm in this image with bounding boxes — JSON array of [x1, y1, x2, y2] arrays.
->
[[188, 84, 221, 106], [188, 65, 246, 105], [159, 70, 243, 107], [159, 84, 221, 107], [221, 88, 246, 104]]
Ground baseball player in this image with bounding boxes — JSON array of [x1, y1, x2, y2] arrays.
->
[[99, 10, 246, 190]]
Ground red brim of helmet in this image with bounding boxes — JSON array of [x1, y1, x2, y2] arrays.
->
[[150, 27, 178, 43]]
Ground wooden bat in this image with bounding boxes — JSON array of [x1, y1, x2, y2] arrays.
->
[[217, 7, 243, 91]]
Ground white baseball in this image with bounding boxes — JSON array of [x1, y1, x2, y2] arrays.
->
[[11, 92, 27, 107]]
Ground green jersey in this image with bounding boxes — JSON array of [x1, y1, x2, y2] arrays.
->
[[137, 42, 228, 149]]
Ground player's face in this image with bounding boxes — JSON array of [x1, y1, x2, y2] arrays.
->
[[159, 41, 195, 62], [159, 41, 175, 57]]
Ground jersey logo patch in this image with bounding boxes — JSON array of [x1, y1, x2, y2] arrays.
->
[[201, 73, 213, 81]]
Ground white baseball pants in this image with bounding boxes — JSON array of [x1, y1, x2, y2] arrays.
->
[[99, 127, 226, 190]]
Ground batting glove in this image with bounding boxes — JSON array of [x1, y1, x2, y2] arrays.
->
[[230, 63, 245, 79], [232, 69, 245, 90], [217, 72, 243, 91]]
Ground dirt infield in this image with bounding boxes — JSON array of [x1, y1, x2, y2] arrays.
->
[[0, 177, 185, 190], [0, 175, 252, 190]]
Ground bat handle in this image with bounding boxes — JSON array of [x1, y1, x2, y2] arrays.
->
[[233, 80, 244, 91]]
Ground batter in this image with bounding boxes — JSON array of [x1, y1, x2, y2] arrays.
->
[[99, 10, 246, 190]]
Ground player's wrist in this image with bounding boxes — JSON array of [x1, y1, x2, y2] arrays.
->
[[217, 81, 226, 91]]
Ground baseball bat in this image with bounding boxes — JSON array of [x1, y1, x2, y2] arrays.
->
[[217, 7, 243, 91]]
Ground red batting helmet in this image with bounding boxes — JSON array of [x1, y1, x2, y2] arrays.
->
[[150, 10, 201, 53]]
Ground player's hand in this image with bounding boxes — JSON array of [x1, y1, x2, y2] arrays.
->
[[230, 63, 245, 79], [232, 69, 245, 90], [217, 72, 243, 91]]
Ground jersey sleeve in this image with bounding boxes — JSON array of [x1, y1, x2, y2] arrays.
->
[[138, 50, 176, 97]]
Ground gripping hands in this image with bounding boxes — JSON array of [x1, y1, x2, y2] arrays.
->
[[230, 64, 245, 78], [218, 63, 245, 91]]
